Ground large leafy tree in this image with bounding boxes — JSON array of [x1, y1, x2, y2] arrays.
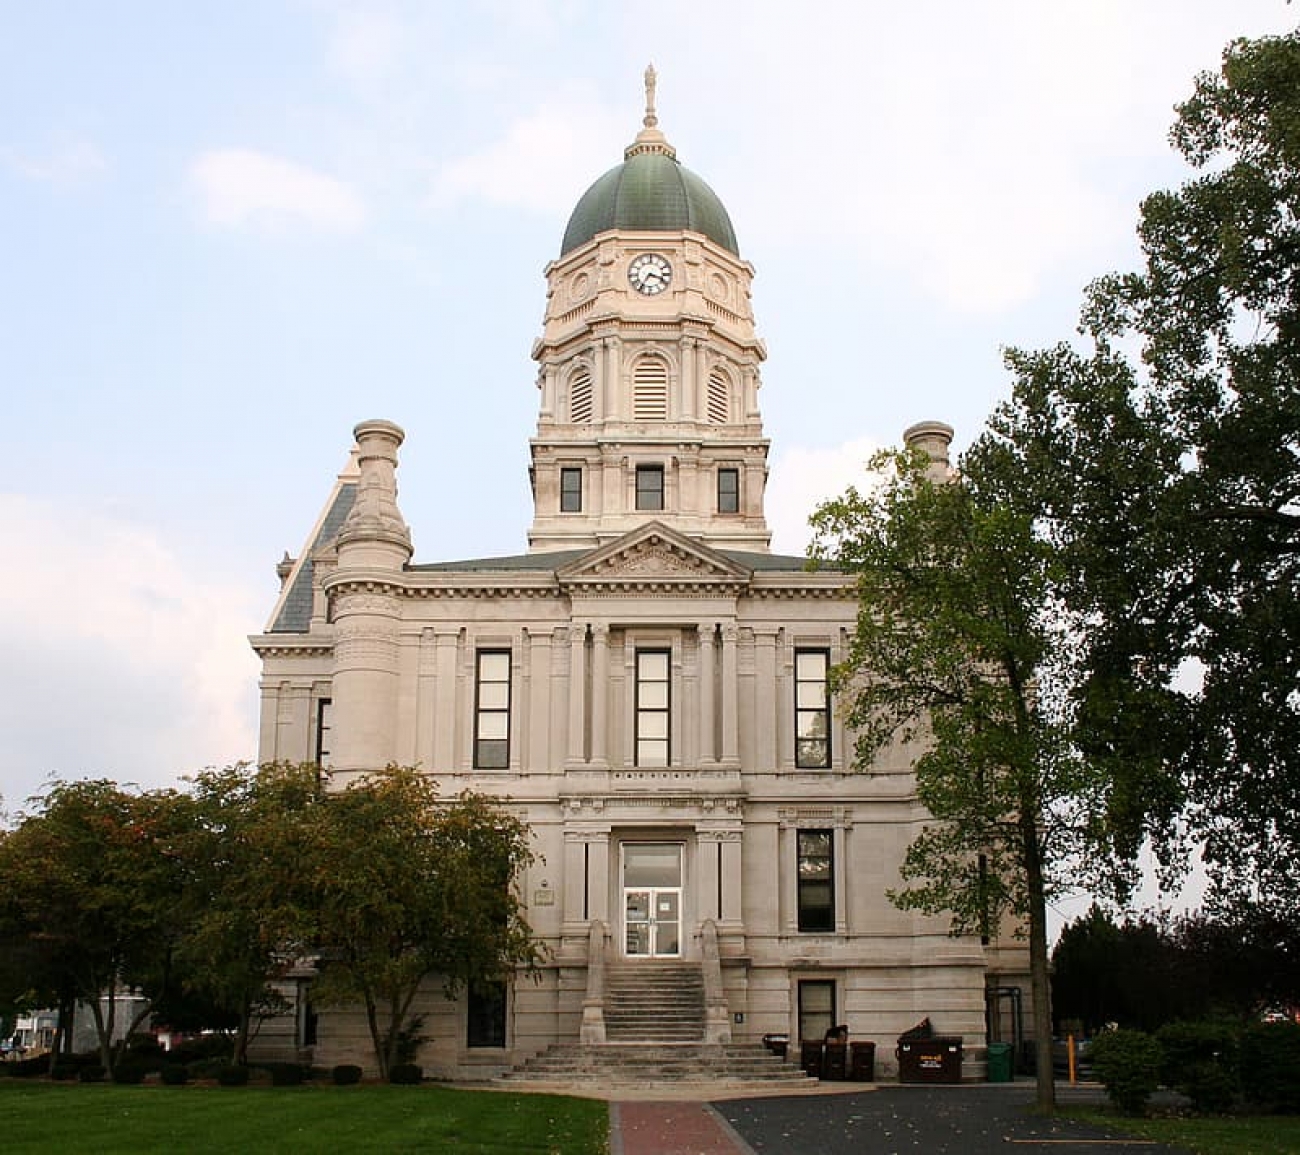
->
[[178, 762, 323, 1063], [1053, 902, 1300, 1032], [304, 767, 540, 1078], [985, 29, 1300, 909], [810, 447, 1100, 1110], [0, 781, 194, 1073]]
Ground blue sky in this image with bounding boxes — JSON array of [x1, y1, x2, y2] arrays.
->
[[1, 0, 1294, 913]]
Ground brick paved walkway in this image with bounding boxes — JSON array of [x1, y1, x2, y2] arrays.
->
[[610, 1101, 752, 1155]]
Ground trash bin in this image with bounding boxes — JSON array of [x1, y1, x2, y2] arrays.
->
[[823, 1042, 847, 1080], [799, 1040, 823, 1078], [849, 1040, 876, 1082], [761, 1033, 789, 1060], [897, 1036, 963, 1083], [986, 1042, 1013, 1083]]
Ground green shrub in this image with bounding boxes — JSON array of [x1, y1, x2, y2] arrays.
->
[[1155, 1021, 1239, 1113], [110, 1060, 149, 1085], [187, 1057, 229, 1081], [167, 1035, 233, 1066], [1239, 1021, 1300, 1113], [388, 1063, 423, 1085], [6, 1056, 49, 1078], [78, 1064, 107, 1083], [49, 1061, 79, 1081], [1089, 1029, 1163, 1115], [332, 1064, 363, 1086], [216, 1064, 250, 1086], [160, 1063, 189, 1086], [265, 1062, 307, 1086]]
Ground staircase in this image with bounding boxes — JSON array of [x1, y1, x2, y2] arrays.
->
[[605, 962, 704, 1042], [502, 1042, 811, 1087], [502, 962, 812, 1087]]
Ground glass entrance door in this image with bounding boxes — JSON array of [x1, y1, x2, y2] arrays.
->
[[622, 844, 682, 958]]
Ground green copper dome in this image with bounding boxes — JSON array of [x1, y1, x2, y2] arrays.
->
[[560, 66, 738, 257], [561, 151, 739, 257]]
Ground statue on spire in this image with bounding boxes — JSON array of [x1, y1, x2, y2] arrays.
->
[[625, 63, 674, 160], [644, 63, 658, 128]]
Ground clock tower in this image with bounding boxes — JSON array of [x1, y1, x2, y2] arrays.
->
[[527, 67, 771, 553]]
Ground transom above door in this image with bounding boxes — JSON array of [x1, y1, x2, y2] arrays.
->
[[622, 843, 682, 958]]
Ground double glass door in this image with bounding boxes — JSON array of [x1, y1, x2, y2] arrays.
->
[[623, 843, 682, 957]]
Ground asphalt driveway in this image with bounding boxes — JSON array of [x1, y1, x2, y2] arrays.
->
[[713, 1084, 1189, 1154]]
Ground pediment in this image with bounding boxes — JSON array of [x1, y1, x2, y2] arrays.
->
[[556, 522, 751, 591]]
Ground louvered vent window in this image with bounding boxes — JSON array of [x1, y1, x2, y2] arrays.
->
[[633, 359, 669, 422], [707, 369, 730, 424], [569, 367, 593, 424]]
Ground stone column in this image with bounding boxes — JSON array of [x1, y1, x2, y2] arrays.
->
[[566, 624, 587, 765], [329, 420, 412, 778], [697, 830, 722, 922], [720, 622, 740, 767], [754, 627, 779, 772], [682, 337, 697, 420], [720, 831, 743, 924], [590, 623, 609, 767], [697, 623, 716, 764]]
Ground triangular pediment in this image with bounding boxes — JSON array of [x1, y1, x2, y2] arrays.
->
[[556, 522, 752, 591]]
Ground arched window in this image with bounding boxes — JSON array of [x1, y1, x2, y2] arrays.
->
[[633, 357, 669, 422], [569, 366, 593, 424], [707, 368, 731, 424]]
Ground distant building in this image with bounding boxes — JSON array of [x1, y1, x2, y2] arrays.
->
[[249, 73, 1029, 1079]]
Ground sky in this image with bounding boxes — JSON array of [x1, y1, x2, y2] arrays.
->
[[2, 1, 1295, 921]]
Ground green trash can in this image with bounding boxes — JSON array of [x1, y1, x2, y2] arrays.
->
[[986, 1042, 1014, 1083]]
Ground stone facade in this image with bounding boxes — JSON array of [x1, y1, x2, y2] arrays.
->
[[249, 83, 1029, 1079]]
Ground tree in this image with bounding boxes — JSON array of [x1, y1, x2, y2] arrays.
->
[[0, 781, 194, 1074], [303, 767, 540, 1078], [178, 762, 323, 1063], [810, 446, 1102, 1110], [1052, 902, 1300, 1033], [985, 29, 1300, 913]]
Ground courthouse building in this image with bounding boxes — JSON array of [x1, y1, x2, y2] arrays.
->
[[249, 75, 1028, 1079]]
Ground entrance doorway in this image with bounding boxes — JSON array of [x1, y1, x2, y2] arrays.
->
[[622, 843, 682, 957]]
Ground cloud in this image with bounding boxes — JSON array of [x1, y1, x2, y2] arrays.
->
[[430, 95, 623, 216], [0, 496, 260, 814], [326, 6, 404, 89], [188, 149, 367, 233], [766, 437, 885, 555], [1, 139, 106, 187]]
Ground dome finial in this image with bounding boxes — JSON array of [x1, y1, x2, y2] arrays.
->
[[643, 63, 658, 129], [626, 64, 675, 160]]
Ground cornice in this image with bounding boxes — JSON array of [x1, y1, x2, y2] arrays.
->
[[248, 633, 335, 658]]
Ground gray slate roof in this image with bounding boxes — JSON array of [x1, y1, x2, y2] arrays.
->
[[269, 483, 357, 633]]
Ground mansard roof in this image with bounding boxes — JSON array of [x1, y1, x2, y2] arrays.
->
[[267, 481, 357, 633]]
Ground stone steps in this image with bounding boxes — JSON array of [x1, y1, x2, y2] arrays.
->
[[501, 1043, 812, 1086], [603, 962, 705, 1043]]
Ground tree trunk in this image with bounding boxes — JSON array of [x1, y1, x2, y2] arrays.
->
[[1021, 808, 1055, 1112]]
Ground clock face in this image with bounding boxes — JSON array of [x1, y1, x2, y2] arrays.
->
[[628, 253, 672, 295]]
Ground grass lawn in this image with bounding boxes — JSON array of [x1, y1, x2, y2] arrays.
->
[[0, 1081, 608, 1154], [1065, 1107, 1300, 1155]]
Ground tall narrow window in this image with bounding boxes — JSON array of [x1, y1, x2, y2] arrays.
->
[[636, 649, 671, 766], [795, 648, 831, 768], [633, 358, 669, 421], [707, 368, 730, 424], [636, 464, 665, 511], [798, 979, 836, 1041], [467, 982, 507, 1047], [797, 829, 835, 932], [560, 466, 583, 512], [569, 367, 593, 423], [315, 698, 333, 767], [717, 467, 739, 514], [474, 650, 511, 769]]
